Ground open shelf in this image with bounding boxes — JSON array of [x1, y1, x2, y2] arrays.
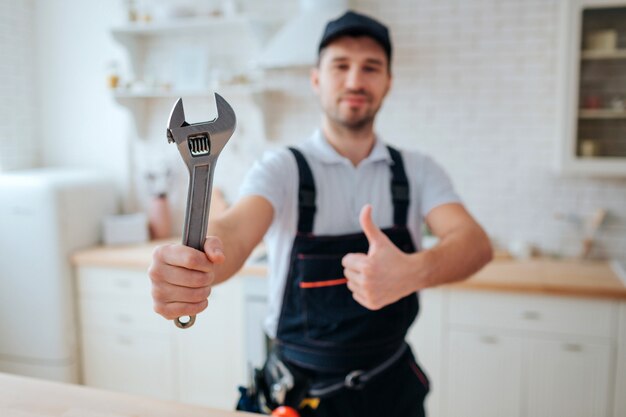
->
[[581, 48, 626, 60], [578, 109, 626, 119], [112, 16, 254, 37], [112, 83, 263, 100]]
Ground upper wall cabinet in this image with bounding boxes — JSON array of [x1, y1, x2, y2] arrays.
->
[[558, 0, 626, 176]]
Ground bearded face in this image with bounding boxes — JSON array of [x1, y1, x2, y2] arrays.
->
[[312, 36, 392, 132]]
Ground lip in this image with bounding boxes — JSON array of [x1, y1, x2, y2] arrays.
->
[[341, 96, 368, 106]]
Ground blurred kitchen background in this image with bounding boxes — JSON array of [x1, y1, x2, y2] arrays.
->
[[2, 1, 626, 417], [2, 0, 625, 260]]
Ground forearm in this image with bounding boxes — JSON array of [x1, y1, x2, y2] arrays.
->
[[205, 219, 252, 285], [204, 195, 273, 285], [407, 224, 493, 292]]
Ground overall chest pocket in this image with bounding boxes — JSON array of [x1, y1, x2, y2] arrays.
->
[[295, 253, 409, 345]]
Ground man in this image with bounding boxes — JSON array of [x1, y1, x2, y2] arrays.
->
[[149, 10, 492, 417]]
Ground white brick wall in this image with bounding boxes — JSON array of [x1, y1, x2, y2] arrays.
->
[[0, 0, 37, 170]]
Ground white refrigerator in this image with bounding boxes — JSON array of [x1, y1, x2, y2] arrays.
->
[[0, 168, 117, 383]]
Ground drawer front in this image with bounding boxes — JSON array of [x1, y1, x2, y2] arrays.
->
[[81, 328, 176, 400], [448, 291, 616, 338], [78, 297, 169, 334], [77, 267, 152, 298]]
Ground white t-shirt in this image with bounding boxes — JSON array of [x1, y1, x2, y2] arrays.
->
[[238, 130, 461, 338]]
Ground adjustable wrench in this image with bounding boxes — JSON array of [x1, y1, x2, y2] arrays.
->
[[167, 93, 236, 329]]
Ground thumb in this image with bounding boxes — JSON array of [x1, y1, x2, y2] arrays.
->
[[359, 204, 386, 253], [204, 236, 225, 264]]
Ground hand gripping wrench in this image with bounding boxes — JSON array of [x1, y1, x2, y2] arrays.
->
[[167, 93, 236, 329]]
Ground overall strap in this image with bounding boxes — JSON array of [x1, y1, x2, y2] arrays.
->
[[386, 146, 410, 227], [288, 147, 316, 234]]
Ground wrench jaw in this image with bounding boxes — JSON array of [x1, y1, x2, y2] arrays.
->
[[166, 93, 236, 166]]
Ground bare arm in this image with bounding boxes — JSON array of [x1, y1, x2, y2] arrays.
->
[[207, 195, 274, 284], [416, 202, 493, 288], [342, 203, 493, 310], [148, 195, 273, 320]]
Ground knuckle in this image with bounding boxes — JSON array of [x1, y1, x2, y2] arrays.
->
[[147, 264, 162, 282], [193, 271, 213, 287], [153, 244, 170, 261], [151, 285, 165, 302], [195, 300, 209, 314], [153, 302, 170, 319], [362, 264, 375, 277], [181, 252, 196, 268], [192, 287, 210, 303]]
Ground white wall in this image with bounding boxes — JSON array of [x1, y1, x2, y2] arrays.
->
[[33, 0, 132, 206], [0, 0, 37, 170], [30, 0, 626, 260]]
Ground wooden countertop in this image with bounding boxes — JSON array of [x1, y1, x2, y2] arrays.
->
[[0, 372, 253, 417], [446, 257, 626, 300], [72, 241, 626, 300], [71, 239, 267, 277]]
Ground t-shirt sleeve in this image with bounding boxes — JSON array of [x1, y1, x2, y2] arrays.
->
[[237, 148, 294, 215], [418, 154, 462, 216]]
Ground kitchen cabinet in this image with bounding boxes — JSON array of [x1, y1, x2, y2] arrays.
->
[[615, 303, 626, 417], [176, 277, 246, 409], [73, 246, 626, 416], [526, 338, 612, 417], [76, 267, 177, 400], [558, 0, 626, 175], [445, 330, 523, 417], [442, 290, 617, 417], [75, 265, 256, 410]]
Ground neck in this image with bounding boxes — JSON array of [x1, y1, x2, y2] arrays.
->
[[321, 117, 376, 166]]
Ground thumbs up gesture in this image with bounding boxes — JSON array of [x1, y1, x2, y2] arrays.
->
[[342, 204, 413, 310]]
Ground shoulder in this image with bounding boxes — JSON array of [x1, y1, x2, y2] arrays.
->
[[389, 146, 448, 179], [258, 147, 297, 168]]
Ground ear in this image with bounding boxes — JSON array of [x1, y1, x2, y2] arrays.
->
[[310, 67, 320, 95]]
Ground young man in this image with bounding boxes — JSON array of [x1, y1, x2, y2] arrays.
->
[[149, 10, 492, 417]]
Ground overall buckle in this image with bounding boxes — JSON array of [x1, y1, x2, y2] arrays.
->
[[344, 370, 365, 389]]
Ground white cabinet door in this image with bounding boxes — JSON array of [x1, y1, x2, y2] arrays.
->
[[81, 328, 176, 400], [526, 338, 612, 417], [615, 302, 626, 417], [177, 278, 246, 410], [445, 330, 523, 417]]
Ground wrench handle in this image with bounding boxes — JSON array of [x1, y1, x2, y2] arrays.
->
[[175, 160, 217, 329], [182, 162, 215, 250]]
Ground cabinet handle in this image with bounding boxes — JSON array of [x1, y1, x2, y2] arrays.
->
[[563, 343, 582, 352], [480, 335, 498, 344], [522, 311, 541, 320]]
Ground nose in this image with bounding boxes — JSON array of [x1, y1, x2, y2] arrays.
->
[[345, 66, 365, 90]]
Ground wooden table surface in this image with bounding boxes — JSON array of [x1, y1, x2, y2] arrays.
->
[[0, 372, 253, 417]]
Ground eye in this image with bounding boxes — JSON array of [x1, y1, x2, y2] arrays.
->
[[363, 65, 381, 73]]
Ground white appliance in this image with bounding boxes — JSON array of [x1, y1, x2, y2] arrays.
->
[[0, 168, 118, 383]]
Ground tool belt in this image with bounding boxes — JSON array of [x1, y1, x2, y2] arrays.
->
[[307, 343, 408, 397], [236, 343, 408, 414], [237, 348, 311, 414]]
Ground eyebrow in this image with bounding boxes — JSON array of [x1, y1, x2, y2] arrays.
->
[[329, 57, 385, 67]]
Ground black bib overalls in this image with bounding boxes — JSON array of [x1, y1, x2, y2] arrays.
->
[[273, 146, 430, 417]]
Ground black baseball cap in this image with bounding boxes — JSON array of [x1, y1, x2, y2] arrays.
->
[[318, 10, 392, 61]]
